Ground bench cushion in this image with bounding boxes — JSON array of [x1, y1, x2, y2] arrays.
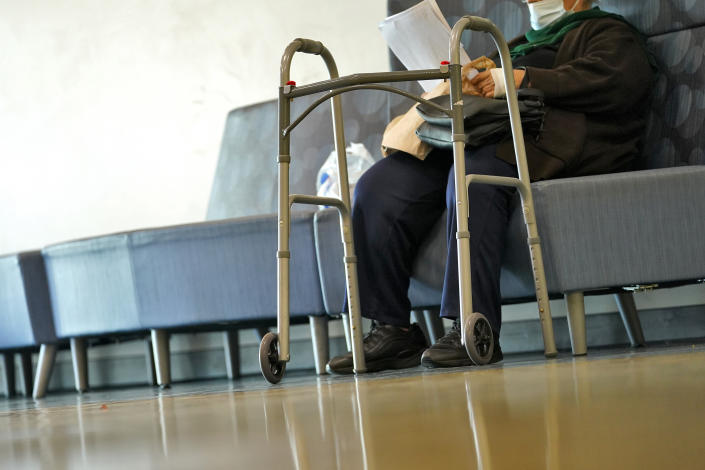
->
[[43, 212, 324, 336], [316, 166, 705, 312]]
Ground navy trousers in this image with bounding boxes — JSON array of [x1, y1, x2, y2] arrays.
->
[[350, 145, 517, 333]]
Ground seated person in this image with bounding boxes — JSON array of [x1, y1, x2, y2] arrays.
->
[[327, 0, 655, 373]]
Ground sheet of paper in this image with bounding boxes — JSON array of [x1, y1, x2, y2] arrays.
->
[[378, 0, 471, 91]]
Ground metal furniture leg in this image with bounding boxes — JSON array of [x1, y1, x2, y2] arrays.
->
[[19, 352, 33, 396], [32, 344, 57, 399], [151, 329, 171, 388], [145, 338, 157, 386], [615, 292, 646, 347], [565, 292, 587, 356], [256, 327, 270, 342], [411, 310, 431, 344], [340, 314, 352, 352], [309, 315, 330, 375], [70, 338, 89, 393], [2, 353, 16, 397], [423, 309, 445, 344], [223, 330, 240, 380]]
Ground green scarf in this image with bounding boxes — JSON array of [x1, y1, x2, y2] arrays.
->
[[510, 7, 636, 59]]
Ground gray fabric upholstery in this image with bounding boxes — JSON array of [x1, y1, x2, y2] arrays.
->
[[531, 166, 705, 292], [600, 0, 705, 36], [0, 252, 56, 349], [43, 235, 143, 337], [642, 25, 705, 169], [43, 213, 325, 336], [132, 212, 325, 328], [207, 90, 389, 221]]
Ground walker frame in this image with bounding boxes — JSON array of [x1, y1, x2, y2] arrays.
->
[[259, 16, 558, 384]]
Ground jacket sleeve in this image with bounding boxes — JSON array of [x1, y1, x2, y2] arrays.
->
[[525, 19, 653, 114]]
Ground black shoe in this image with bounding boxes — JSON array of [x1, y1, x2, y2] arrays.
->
[[326, 322, 428, 374], [421, 319, 503, 368]]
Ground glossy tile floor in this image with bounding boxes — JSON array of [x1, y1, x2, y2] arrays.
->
[[2, 346, 705, 469]]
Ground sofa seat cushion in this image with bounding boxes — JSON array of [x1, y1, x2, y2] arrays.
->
[[317, 166, 705, 313], [43, 212, 324, 335]]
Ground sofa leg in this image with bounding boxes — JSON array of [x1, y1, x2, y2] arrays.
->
[[255, 327, 270, 342], [2, 353, 16, 397], [19, 352, 33, 396], [145, 338, 157, 386], [423, 309, 445, 344], [565, 292, 587, 356], [151, 329, 171, 389], [340, 314, 352, 352], [223, 330, 240, 380], [615, 292, 646, 347], [70, 338, 89, 393], [410, 310, 431, 345], [32, 344, 57, 399], [309, 315, 330, 375]]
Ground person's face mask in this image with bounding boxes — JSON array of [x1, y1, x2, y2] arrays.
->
[[527, 0, 581, 30]]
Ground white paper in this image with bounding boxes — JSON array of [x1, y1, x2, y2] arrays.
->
[[379, 0, 471, 91]]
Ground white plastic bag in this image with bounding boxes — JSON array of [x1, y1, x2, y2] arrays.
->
[[316, 142, 375, 207]]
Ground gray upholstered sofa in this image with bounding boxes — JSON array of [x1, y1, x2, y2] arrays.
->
[[314, 0, 705, 356], [31, 88, 391, 394]]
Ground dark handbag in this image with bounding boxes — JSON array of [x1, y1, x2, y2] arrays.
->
[[415, 89, 545, 149]]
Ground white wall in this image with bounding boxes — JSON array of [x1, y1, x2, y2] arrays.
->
[[0, 0, 388, 253]]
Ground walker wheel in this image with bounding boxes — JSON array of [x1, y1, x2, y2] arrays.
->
[[259, 332, 286, 384], [464, 312, 494, 365]]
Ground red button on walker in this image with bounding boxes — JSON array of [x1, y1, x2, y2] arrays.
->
[[440, 61, 450, 65], [286, 80, 296, 86]]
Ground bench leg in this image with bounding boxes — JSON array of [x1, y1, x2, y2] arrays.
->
[[340, 314, 352, 352], [145, 338, 157, 386], [2, 353, 16, 397], [70, 338, 89, 393], [565, 292, 587, 356], [614, 292, 646, 347], [151, 329, 171, 389], [32, 344, 57, 399], [19, 352, 33, 396], [309, 315, 329, 375], [423, 309, 445, 344], [223, 330, 240, 380], [411, 310, 431, 344], [255, 327, 270, 342]]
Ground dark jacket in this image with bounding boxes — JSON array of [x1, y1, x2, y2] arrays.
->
[[495, 17, 654, 181]]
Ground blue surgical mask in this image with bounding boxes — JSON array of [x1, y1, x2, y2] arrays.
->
[[527, 0, 580, 30]]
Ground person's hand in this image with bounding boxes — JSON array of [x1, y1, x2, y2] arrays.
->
[[461, 62, 483, 96], [470, 69, 527, 98]]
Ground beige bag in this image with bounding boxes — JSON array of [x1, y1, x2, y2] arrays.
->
[[381, 56, 496, 159]]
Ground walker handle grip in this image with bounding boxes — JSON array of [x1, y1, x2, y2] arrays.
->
[[293, 38, 325, 55]]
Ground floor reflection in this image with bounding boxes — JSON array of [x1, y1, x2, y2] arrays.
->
[[1, 350, 704, 469]]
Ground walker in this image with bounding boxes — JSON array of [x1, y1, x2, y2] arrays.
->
[[259, 16, 558, 384]]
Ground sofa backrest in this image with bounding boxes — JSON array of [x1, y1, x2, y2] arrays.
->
[[207, 90, 390, 220], [388, 0, 705, 170]]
